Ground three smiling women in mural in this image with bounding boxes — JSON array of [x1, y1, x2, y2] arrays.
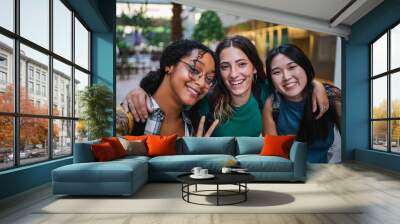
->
[[117, 36, 341, 163]]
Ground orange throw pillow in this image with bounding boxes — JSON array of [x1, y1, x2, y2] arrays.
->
[[124, 135, 148, 141], [101, 137, 126, 158], [260, 135, 296, 159], [146, 134, 177, 157], [91, 142, 117, 161]]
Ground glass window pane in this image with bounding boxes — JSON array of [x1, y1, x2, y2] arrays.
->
[[20, 0, 49, 49], [0, 0, 14, 31], [20, 117, 49, 165], [74, 69, 89, 118], [372, 77, 387, 119], [0, 116, 14, 170], [372, 121, 388, 151], [53, 0, 72, 60], [0, 35, 14, 112], [20, 44, 49, 115], [391, 24, 400, 70], [391, 72, 400, 118], [53, 59, 72, 117], [75, 18, 89, 70], [391, 120, 400, 153], [75, 120, 88, 143], [372, 33, 387, 76], [53, 119, 72, 158]]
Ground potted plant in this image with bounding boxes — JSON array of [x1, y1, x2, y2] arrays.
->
[[79, 84, 113, 140]]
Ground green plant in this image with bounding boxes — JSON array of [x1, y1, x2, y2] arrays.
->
[[192, 10, 224, 44], [79, 84, 113, 140]]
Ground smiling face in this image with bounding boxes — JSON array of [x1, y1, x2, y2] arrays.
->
[[270, 53, 308, 102], [166, 49, 216, 106], [219, 46, 255, 101]]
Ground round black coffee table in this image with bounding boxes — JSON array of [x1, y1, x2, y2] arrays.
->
[[177, 173, 255, 206]]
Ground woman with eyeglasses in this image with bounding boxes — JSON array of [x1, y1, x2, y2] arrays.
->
[[117, 39, 219, 136], [121, 36, 329, 137]]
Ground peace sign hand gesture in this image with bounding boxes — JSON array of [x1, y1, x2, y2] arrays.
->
[[195, 116, 219, 137]]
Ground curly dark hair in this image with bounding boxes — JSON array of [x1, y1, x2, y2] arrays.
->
[[140, 39, 217, 94]]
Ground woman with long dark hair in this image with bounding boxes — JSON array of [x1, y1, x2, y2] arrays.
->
[[263, 44, 341, 163], [117, 39, 219, 136]]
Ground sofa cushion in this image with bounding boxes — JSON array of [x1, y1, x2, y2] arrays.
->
[[147, 134, 177, 157], [179, 137, 235, 155], [148, 154, 235, 172], [52, 158, 147, 183], [236, 137, 264, 155], [236, 155, 293, 172], [260, 135, 295, 159], [119, 138, 147, 156], [91, 142, 118, 161], [101, 137, 127, 158]]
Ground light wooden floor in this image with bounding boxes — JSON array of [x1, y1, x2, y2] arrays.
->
[[1, 162, 400, 224]]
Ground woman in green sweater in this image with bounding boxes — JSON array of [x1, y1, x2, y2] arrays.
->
[[192, 36, 270, 136], [122, 36, 328, 137]]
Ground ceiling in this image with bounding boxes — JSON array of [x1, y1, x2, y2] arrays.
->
[[117, 0, 384, 38]]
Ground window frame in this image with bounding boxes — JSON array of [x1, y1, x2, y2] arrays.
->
[[0, 0, 92, 171], [370, 20, 400, 154]]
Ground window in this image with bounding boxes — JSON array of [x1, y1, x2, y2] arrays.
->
[[75, 17, 90, 70], [0, 0, 91, 170], [0, 55, 7, 67], [74, 69, 89, 119], [53, 119, 72, 158], [28, 67, 34, 80], [0, 54, 8, 87], [53, 59, 72, 117], [35, 70, 41, 81], [53, 0, 72, 60], [0, 116, 13, 170], [371, 23, 400, 154], [20, 0, 49, 49], [0, 71, 6, 85], [0, 0, 14, 32], [36, 83, 40, 95], [0, 35, 13, 113], [28, 81, 34, 94], [42, 85, 46, 97]]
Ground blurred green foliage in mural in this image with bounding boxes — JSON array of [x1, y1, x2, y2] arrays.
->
[[192, 10, 224, 44]]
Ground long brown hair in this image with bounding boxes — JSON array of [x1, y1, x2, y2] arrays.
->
[[211, 35, 267, 121]]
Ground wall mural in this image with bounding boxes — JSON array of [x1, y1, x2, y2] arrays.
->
[[114, 3, 342, 163]]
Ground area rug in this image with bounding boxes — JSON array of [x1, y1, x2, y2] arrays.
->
[[37, 183, 361, 214]]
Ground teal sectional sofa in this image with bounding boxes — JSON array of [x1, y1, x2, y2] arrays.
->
[[52, 137, 307, 196]]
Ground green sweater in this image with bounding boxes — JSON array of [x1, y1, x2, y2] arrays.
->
[[195, 82, 269, 137]]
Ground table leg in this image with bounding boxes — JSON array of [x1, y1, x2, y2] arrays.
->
[[245, 183, 247, 201], [217, 184, 219, 206], [181, 184, 183, 200], [187, 184, 190, 202]]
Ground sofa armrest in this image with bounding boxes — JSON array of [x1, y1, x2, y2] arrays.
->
[[289, 141, 307, 181], [73, 140, 100, 163]]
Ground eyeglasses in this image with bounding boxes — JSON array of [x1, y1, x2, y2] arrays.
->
[[179, 60, 217, 87]]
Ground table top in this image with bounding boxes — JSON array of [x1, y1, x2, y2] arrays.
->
[[177, 172, 255, 185]]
